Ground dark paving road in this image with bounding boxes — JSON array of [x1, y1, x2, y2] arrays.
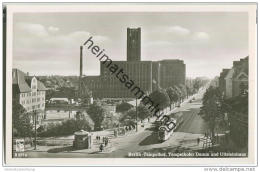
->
[[26, 87, 208, 158]]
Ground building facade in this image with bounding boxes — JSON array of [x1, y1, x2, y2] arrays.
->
[[219, 56, 248, 99], [81, 28, 186, 99], [218, 69, 230, 97], [158, 60, 186, 89], [127, 27, 141, 62], [12, 69, 47, 124]]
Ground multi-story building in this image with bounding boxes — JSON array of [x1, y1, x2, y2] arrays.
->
[[127, 28, 141, 62], [219, 69, 230, 96], [231, 57, 248, 97], [158, 60, 186, 89], [12, 69, 47, 124], [220, 56, 248, 99], [218, 57, 249, 148], [82, 28, 186, 99]]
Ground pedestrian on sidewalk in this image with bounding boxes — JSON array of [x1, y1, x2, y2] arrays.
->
[[99, 143, 104, 152], [197, 138, 200, 145], [105, 138, 108, 147]]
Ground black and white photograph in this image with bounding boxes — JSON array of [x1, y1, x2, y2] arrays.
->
[[3, 3, 257, 167]]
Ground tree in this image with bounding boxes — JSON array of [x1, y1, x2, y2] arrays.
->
[[178, 84, 187, 100], [147, 89, 170, 111], [78, 81, 93, 105], [119, 104, 151, 125], [116, 102, 134, 113], [119, 108, 136, 126], [193, 77, 209, 92], [199, 86, 223, 139], [45, 89, 55, 100], [166, 87, 179, 109], [137, 104, 151, 120], [86, 102, 106, 131], [38, 118, 92, 137], [12, 99, 33, 138], [173, 86, 182, 102], [193, 79, 201, 92], [102, 112, 119, 129]]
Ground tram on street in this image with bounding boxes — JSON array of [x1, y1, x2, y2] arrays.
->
[[157, 112, 184, 142]]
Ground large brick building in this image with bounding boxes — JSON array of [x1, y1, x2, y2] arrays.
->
[[82, 28, 186, 98]]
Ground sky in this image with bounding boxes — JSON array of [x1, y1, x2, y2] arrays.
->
[[13, 12, 248, 78]]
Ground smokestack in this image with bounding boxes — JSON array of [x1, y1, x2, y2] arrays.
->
[[80, 46, 83, 77]]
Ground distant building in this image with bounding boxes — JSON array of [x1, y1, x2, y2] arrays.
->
[[158, 60, 186, 89], [224, 68, 234, 98], [81, 28, 186, 98], [127, 27, 141, 62], [219, 56, 248, 99], [232, 57, 248, 97], [49, 98, 69, 104], [12, 69, 47, 124]]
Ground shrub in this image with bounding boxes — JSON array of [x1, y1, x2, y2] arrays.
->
[[38, 118, 91, 137]]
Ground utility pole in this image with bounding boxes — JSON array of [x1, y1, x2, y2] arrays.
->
[[136, 97, 138, 132], [68, 103, 71, 118], [34, 110, 37, 150], [78, 46, 83, 99]]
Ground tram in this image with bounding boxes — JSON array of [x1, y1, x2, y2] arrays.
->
[[157, 112, 184, 142]]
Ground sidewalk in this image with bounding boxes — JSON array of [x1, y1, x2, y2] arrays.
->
[[26, 119, 154, 154], [25, 89, 204, 154]]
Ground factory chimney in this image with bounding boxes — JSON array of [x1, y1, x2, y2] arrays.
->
[[80, 46, 83, 77]]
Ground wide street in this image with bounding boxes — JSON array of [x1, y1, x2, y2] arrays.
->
[[25, 87, 208, 158]]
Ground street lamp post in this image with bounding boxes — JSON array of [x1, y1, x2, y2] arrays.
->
[[136, 97, 138, 132], [34, 110, 37, 150]]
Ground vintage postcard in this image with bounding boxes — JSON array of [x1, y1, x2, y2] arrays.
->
[[3, 3, 257, 166]]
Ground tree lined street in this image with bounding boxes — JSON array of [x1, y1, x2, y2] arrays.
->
[[25, 86, 208, 158]]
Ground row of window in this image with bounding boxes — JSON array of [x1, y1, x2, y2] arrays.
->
[[21, 97, 45, 105], [20, 91, 45, 98], [25, 104, 45, 112]]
